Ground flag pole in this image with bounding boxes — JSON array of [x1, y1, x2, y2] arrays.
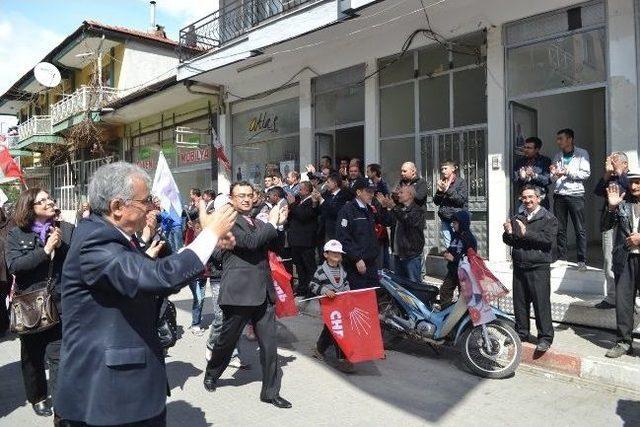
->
[[297, 287, 380, 303]]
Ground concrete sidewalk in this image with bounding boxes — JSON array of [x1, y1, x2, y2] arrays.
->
[[297, 298, 640, 393]]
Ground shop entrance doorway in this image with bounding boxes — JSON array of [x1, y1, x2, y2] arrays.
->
[[509, 87, 606, 267], [315, 125, 364, 170]]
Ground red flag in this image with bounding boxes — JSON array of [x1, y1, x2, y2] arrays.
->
[[0, 148, 24, 184], [212, 131, 231, 173], [268, 252, 298, 318], [320, 289, 384, 363]]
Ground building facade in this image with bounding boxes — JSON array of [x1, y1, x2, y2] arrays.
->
[[177, 0, 640, 268]]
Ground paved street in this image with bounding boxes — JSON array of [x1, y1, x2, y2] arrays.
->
[[1, 287, 638, 427]]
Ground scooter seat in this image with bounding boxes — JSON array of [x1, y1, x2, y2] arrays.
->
[[384, 270, 440, 303]]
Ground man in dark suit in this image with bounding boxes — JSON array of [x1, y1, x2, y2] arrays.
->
[[319, 172, 349, 241], [204, 181, 292, 409], [287, 181, 320, 297], [602, 172, 640, 358], [54, 162, 236, 426]]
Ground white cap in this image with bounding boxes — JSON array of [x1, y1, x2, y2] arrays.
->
[[323, 239, 345, 254], [213, 193, 230, 210]]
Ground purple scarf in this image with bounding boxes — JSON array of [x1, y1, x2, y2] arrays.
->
[[32, 219, 53, 244]]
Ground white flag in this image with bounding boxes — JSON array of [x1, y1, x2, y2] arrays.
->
[[152, 151, 183, 221], [0, 188, 7, 207]]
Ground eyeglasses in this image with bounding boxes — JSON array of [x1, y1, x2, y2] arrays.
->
[[34, 197, 54, 206], [126, 195, 154, 205], [232, 193, 253, 200]]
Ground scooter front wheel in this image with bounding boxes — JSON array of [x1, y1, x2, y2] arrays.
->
[[458, 320, 522, 379]]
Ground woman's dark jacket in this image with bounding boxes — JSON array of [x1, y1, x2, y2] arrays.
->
[[5, 221, 74, 313]]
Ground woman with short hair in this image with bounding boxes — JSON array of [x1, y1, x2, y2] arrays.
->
[[5, 188, 74, 417]]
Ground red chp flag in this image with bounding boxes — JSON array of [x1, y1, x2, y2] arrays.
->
[[212, 130, 231, 173], [320, 289, 384, 363], [268, 252, 298, 318], [0, 148, 24, 184]]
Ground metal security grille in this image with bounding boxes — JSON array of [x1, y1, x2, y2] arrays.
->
[[52, 161, 81, 211], [421, 127, 488, 256]]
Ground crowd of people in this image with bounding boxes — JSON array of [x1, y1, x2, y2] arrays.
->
[[0, 126, 638, 425]]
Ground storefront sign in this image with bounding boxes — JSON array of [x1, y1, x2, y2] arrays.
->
[[232, 99, 299, 145], [136, 159, 156, 170], [247, 112, 279, 140], [179, 147, 211, 166]]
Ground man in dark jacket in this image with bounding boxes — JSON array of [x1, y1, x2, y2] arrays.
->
[[434, 160, 468, 249], [336, 178, 391, 289], [319, 172, 349, 241], [204, 181, 292, 409], [503, 185, 558, 353], [379, 185, 425, 281], [287, 181, 320, 297], [512, 137, 552, 209], [601, 172, 640, 358], [593, 152, 629, 309], [55, 162, 236, 426], [397, 162, 429, 207]]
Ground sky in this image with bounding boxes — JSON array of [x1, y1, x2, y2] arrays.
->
[[0, 0, 219, 130]]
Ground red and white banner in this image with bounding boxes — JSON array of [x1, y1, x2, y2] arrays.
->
[[0, 147, 24, 185], [320, 289, 384, 363], [212, 129, 231, 173], [268, 252, 298, 318]]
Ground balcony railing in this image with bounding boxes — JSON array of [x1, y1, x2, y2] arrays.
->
[[51, 86, 119, 125], [178, 0, 321, 62], [18, 115, 53, 142]]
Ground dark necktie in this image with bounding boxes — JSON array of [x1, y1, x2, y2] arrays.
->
[[129, 235, 140, 251]]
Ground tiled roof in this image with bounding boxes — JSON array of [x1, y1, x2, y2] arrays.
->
[[84, 20, 178, 46]]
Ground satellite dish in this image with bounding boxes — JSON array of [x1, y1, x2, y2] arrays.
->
[[34, 62, 61, 88]]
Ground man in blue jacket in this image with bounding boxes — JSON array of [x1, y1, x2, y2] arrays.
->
[[336, 177, 391, 289], [512, 137, 552, 210], [54, 162, 236, 426]]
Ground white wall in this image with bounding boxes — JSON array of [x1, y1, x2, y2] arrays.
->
[[118, 41, 179, 96]]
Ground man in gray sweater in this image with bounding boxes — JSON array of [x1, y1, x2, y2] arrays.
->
[[550, 128, 591, 270]]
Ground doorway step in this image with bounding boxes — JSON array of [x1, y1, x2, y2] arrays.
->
[[424, 255, 640, 333]]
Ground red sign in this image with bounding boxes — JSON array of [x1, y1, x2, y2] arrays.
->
[[179, 148, 211, 166], [320, 289, 384, 363], [136, 160, 155, 170]]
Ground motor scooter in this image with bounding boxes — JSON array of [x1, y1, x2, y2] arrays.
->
[[378, 269, 522, 379]]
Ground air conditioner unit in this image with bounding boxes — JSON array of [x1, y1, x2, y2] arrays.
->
[[175, 126, 209, 147]]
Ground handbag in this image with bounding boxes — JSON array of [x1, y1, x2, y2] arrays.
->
[[157, 298, 178, 349], [9, 258, 60, 335]]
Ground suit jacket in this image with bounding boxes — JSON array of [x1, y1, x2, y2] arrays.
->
[[320, 189, 350, 240], [54, 214, 204, 425], [217, 215, 280, 306], [602, 201, 638, 276], [287, 196, 319, 247]]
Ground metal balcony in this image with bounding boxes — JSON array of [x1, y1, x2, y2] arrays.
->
[[17, 115, 53, 142], [178, 0, 321, 62], [50, 86, 119, 125]]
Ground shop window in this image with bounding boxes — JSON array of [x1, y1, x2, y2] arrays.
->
[[380, 137, 414, 185], [419, 75, 449, 131], [233, 136, 299, 187], [453, 67, 486, 127], [380, 82, 414, 138], [378, 54, 414, 86], [418, 43, 448, 76], [506, 28, 606, 97]]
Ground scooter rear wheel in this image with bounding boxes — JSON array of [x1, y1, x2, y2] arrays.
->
[[458, 320, 522, 379]]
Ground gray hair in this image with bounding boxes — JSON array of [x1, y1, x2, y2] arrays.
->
[[612, 152, 628, 163], [88, 161, 151, 215]]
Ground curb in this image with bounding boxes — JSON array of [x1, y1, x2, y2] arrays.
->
[[297, 299, 640, 391]]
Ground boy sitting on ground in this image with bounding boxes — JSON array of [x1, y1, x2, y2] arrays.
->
[[310, 239, 354, 373]]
